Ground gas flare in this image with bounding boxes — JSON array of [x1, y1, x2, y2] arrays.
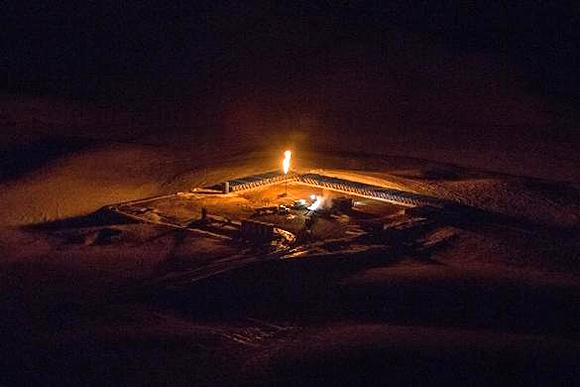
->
[[282, 150, 292, 175]]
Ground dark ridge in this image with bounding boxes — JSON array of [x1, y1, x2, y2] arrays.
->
[[141, 250, 580, 339], [0, 136, 91, 183], [24, 208, 134, 231]]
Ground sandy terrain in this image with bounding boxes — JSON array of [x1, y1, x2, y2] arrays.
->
[[1, 96, 579, 385]]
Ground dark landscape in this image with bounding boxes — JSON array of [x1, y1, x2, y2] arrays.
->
[[1, 1, 580, 385]]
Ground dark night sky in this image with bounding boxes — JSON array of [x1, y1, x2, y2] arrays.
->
[[1, 1, 580, 184], [0, 0, 580, 113]]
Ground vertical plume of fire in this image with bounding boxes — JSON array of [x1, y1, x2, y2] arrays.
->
[[282, 150, 292, 175]]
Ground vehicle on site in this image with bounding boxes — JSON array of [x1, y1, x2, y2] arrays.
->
[[292, 199, 308, 210], [255, 204, 291, 216], [255, 206, 279, 215], [277, 205, 291, 214]]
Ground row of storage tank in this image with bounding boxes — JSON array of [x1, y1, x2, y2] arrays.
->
[[223, 172, 299, 193], [222, 171, 446, 208], [299, 174, 444, 207]]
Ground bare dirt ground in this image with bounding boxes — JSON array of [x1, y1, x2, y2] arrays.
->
[[1, 96, 580, 385]]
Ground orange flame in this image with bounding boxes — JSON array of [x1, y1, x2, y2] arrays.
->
[[282, 150, 292, 175]]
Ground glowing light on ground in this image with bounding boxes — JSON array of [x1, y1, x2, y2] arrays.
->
[[308, 195, 323, 211]]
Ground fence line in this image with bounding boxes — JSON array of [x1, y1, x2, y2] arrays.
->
[[223, 171, 446, 207]]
